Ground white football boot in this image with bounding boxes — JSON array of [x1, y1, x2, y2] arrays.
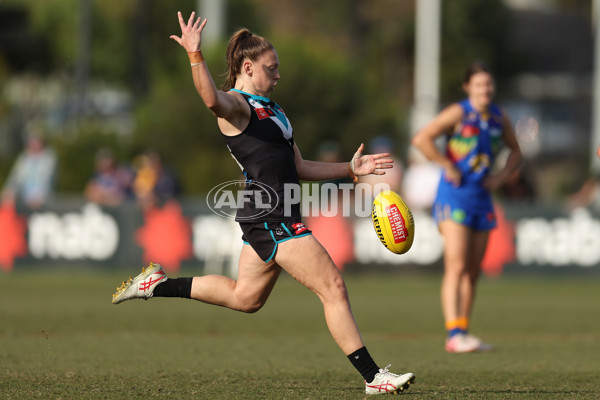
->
[[112, 262, 167, 304], [445, 333, 481, 353], [466, 334, 494, 352], [365, 365, 415, 395]]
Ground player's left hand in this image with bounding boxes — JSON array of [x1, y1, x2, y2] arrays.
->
[[351, 143, 394, 176]]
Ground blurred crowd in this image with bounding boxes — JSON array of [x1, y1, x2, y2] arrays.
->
[[84, 148, 179, 211], [1, 127, 179, 211], [1, 129, 56, 210], [2, 129, 599, 215]]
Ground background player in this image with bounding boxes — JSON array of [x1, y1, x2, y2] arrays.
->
[[412, 61, 522, 353]]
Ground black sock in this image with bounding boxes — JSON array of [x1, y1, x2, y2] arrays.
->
[[153, 277, 193, 298], [347, 346, 380, 383]]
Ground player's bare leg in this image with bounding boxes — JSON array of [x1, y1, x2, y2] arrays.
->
[[439, 220, 469, 325], [274, 234, 363, 353], [459, 229, 493, 351], [274, 235, 414, 393], [439, 221, 479, 352], [189, 244, 281, 313], [458, 230, 488, 320]]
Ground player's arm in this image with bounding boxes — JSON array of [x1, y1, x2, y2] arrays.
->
[[411, 103, 463, 186], [293, 143, 393, 182], [483, 109, 523, 191], [170, 12, 246, 121]]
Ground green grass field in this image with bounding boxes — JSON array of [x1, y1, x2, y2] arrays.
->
[[1, 269, 599, 399]]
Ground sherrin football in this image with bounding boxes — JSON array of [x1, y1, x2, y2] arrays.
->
[[371, 190, 415, 254]]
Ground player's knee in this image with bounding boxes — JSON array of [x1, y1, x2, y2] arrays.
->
[[236, 297, 266, 313], [325, 274, 349, 303], [238, 303, 263, 314], [467, 269, 480, 283], [444, 263, 468, 278]]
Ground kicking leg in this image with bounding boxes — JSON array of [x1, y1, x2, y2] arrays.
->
[[275, 234, 362, 354], [275, 235, 415, 393]]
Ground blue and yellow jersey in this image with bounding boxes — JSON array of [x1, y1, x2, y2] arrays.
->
[[433, 99, 505, 229], [445, 99, 504, 187]]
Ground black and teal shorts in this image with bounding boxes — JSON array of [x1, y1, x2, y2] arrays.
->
[[239, 221, 313, 262]]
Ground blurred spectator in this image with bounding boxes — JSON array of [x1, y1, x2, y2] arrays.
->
[[84, 148, 134, 206], [359, 135, 403, 194], [402, 147, 440, 211], [132, 151, 179, 210], [1, 129, 57, 210]]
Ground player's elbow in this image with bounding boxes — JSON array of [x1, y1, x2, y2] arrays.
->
[[513, 145, 523, 160], [294, 163, 308, 181], [199, 91, 221, 113], [205, 98, 219, 113], [411, 134, 425, 150], [206, 104, 227, 120], [206, 101, 232, 120]]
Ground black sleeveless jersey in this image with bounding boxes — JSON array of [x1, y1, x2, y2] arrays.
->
[[223, 89, 301, 222]]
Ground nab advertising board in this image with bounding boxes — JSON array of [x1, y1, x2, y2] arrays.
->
[[1, 198, 599, 276]]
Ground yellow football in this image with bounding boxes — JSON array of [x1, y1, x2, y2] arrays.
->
[[371, 190, 415, 254]]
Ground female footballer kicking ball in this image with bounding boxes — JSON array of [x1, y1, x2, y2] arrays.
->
[[412, 61, 522, 353], [112, 11, 415, 395]]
